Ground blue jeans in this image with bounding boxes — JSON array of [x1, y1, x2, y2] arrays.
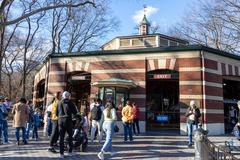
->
[[25, 122, 32, 139], [187, 123, 198, 145], [2, 120, 8, 143], [32, 125, 38, 139], [47, 121, 52, 137], [101, 121, 114, 152], [123, 122, 133, 141], [16, 127, 26, 141], [0, 120, 8, 143]]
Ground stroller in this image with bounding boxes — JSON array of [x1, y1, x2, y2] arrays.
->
[[65, 113, 88, 152]]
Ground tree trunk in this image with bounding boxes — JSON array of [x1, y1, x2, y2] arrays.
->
[[7, 74, 12, 99], [22, 51, 26, 97], [0, 21, 5, 95]]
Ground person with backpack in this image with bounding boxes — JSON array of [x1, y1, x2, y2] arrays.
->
[[57, 91, 77, 159], [90, 98, 104, 144], [32, 108, 41, 141], [98, 102, 117, 160], [12, 97, 29, 145], [0, 96, 9, 144], [185, 100, 201, 148], [122, 99, 134, 142], [25, 100, 34, 140]]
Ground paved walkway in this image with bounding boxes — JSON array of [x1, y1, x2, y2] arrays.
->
[[0, 125, 239, 160], [0, 125, 195, 160]]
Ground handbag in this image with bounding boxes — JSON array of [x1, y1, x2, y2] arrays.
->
[[114, 124, 119, 133]]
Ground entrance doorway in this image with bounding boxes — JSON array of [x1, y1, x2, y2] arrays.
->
[[223, 77, 240, 133], [67, 72, 91, 112], [146, 70, 180, 131]]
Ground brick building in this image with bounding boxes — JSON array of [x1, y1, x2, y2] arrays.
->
[[33, 15, 240, 135]]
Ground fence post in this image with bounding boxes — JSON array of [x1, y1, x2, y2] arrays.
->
[[194, 125, 209, 160]]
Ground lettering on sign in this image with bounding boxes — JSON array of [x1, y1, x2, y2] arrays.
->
[[153, 74, 171, 79], [71, 76, 86, 80]]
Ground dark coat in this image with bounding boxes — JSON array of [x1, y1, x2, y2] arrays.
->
[[185, 107, 201, 124]]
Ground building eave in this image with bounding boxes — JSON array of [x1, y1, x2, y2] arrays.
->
[[49, 45, 240, 61]]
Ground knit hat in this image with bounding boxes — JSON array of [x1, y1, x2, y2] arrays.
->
[[62, 91, 71, 99]]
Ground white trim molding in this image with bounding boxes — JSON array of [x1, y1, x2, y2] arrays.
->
[[91, 69, 145, 74], [48, 82, 66, 87]]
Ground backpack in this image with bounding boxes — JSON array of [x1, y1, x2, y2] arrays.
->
[[91, 105, 102, 121]]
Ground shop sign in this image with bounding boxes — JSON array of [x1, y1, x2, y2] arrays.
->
[[71, 75, 86, 80], [153, 74, 171, 79], [156, 115, 169, 122]]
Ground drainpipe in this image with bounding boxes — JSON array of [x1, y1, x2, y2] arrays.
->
[[200, 50, 206, 129]]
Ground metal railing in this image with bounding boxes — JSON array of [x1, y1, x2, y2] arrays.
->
[[203, 137, 238, 160], [194, 127, 239, 160]]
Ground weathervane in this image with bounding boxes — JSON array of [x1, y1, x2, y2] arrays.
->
[[143, 5, 147, 15]]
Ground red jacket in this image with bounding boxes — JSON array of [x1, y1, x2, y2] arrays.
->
[[133, 105, 140, 119]]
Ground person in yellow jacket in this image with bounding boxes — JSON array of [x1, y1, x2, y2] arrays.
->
[[122, 99, 134, 142], [48, 92, 61, 153]]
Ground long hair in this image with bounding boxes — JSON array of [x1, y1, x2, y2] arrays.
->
[[105, 102, 113, 118]]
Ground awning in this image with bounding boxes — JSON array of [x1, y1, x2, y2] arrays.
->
[[91, 78, 137, 89]]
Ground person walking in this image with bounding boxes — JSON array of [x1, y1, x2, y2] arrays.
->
[[48, 92, 61, 153], [57, 91, 77, 158], [185, 100, 201, 148], [90, 98, 104, 144], [132, 102, 140, 135], [98, 102, 117, 160], [122, 99, 134, 142], [0, 96, 10, 144], [12, 98, 29, 145], [25, 100, 34, 140]]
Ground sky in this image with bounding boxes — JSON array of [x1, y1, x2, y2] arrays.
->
[[104, 0, 195, 42]]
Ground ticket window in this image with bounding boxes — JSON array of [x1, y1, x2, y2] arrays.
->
[[98, 87, 129, 110]]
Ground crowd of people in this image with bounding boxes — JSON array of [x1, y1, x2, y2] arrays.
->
[[3, 91, 239, 159], [0, 91, 141, 159]]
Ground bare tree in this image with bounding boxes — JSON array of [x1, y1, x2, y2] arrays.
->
[[168, 0, 240, 54], [48, 0, 119, 53], [0, 0, 96, 91]]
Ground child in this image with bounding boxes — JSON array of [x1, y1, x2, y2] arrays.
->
[[43, 101, 53, 138], [33, 108, 41, 141]]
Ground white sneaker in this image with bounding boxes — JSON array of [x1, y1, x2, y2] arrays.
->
[[98, 151, 104, 160], [3, 141, 10, 144], [110, 151, 117, 156], [59, 154, 64, 159]]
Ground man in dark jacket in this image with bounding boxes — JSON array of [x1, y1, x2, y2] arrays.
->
[[57, 91, 77, 158], [185, 100, 201, 148]]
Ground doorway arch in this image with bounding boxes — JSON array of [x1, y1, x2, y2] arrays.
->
[[146, 69, 180, 131]]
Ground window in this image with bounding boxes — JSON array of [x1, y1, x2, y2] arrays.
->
[[160, 38, 168, 47], [145, 37, 156, 46], [170, 41, 178, 46], [120, 39, 130, 47], [132, 38, 144, 46]]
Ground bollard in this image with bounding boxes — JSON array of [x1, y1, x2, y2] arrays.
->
[[193, 124, 209, 160]]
